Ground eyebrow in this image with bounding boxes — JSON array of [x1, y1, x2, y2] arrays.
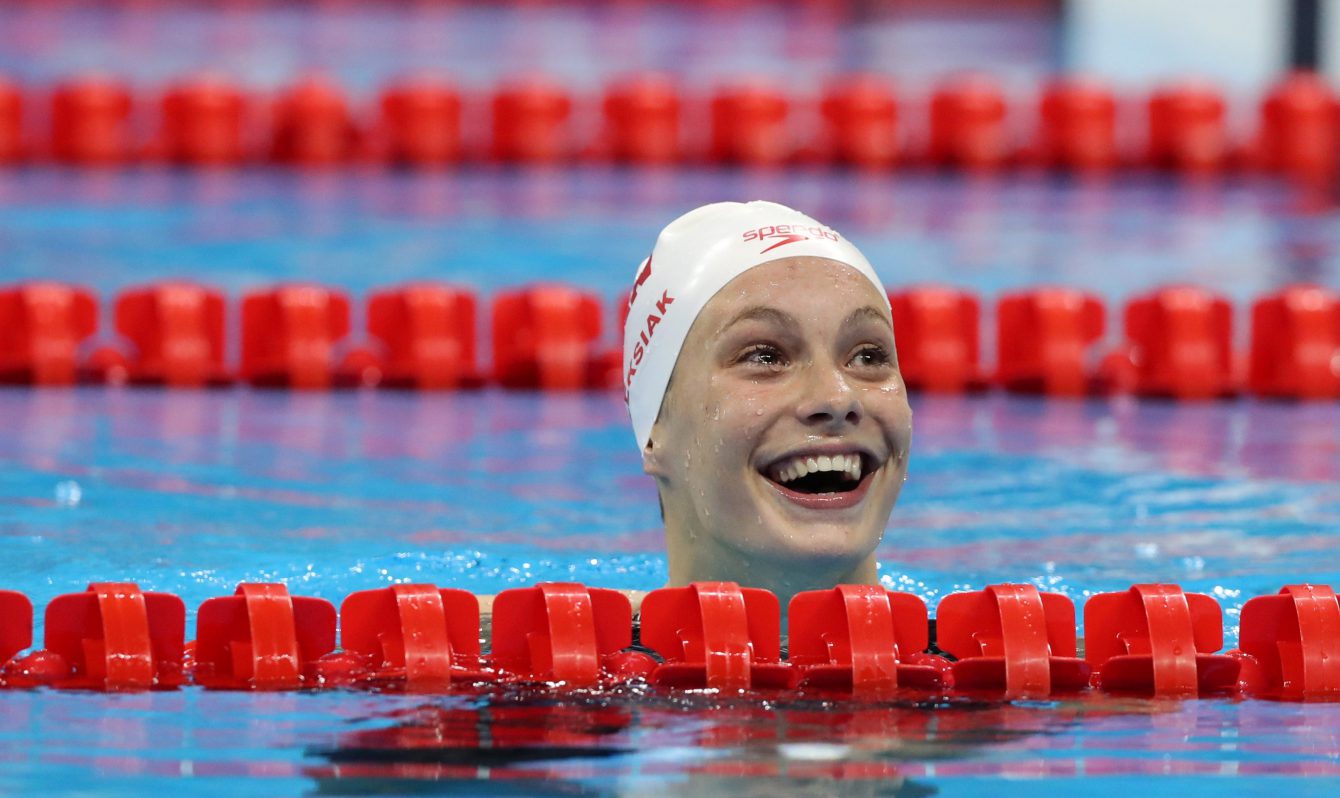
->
[[720, 304, 893, 334], [844, 305, 894, 331], [720, 306, 800, 333]]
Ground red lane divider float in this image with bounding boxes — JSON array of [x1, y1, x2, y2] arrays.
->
[[194, 583, 335, 690], [0, 590, 32, 667], [1234, 584, 1340, 700], [158, 76, 250, 166], [929, 74, 1012, 171], [492, 284, 607, 390], [1257, 71, 1338, 180], [367, 283, 481, 389], [272, 77, 358, 167], [1, 280, 1338, 401], [159, 77, 251, 166], [3, 583, 185, 690], [333, 584, 486, 688], [711, 83, 792, 167], [0, 282, 98, 386], [937, 584, 1089, 698], [51, 77, 135, 165], [604, 74, 681, 165], [379, 79, 462, 168], [640, 581, 792, 690], [1249, 285, 1340, 400], [788, 584, 945, 694], [492, 78, 573, 165], [822, 74, 900, 170], [1037, 78, 1118, 173], [112, 282, 230, 386], [0, 70, 1339, 178], [997, 288, 1105, 396], [492, 582, 653, 686], [1115, 285, 1237, 399], [1, 580, 1338, 699], [888, 286, 987, 392], [1084, 584, 1239, 697], [241, 284, 352, 389], [1148, 81, 1230, 174], [0, 79, 21, 163]]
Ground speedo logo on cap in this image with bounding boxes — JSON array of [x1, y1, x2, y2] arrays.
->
[[742, 224, 840, 254]]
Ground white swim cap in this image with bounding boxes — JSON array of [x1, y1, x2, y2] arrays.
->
[[623, 200, 888, 450]]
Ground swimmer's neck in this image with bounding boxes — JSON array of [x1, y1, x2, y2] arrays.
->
[[665, 538, 879, 608]]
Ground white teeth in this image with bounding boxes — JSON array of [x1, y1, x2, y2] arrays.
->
[[769, 452, 867, 484]]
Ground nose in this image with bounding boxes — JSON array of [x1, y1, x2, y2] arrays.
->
[[795, 363, 863, 429]]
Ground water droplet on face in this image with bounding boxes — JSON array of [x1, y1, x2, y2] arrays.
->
[[55, 480, 81, 507]]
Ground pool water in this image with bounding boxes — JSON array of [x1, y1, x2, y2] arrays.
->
[[0, 0, 1059, 91], [2, 166, 1340, 796]]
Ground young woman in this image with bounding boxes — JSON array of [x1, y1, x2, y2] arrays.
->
[[478, 200, 911, 624], [625, 200, 912, 607]]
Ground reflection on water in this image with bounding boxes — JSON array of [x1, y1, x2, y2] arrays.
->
[[300, 690, 1340, 796], [9, 683, 1325, 797]]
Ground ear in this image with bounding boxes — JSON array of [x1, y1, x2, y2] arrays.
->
[[641, 422, 668, 477]]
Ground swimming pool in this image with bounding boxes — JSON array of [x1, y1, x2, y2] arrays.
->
[[2, 165, 1339, 795]]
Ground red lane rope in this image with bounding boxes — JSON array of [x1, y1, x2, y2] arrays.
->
[[1, 580, 1337, 699], [3, 281, 1337, 400], [0, 72, 1337, 179]]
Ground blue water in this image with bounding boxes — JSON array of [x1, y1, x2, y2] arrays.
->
[[4, 0, 1340, 792], [0, 167, 1332, 302], [0, 0, 1058, 90], [2, 389, 1338, 629], [2, 166, 1340, 795]]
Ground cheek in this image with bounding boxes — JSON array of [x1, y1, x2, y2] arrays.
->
[[867, 389, 913, 447], [700, 377, 780, 458], [706, 376, 780, 421]]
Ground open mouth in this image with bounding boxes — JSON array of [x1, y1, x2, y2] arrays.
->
[[760, 451, 878, 510], [767, 452, 864, 494]]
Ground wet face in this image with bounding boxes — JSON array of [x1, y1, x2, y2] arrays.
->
[[645, 257, 912, 585]]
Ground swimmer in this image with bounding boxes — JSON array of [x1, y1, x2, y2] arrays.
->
[[479, 199, 911, 623], [479, 201, 910, 627], [627, 200, 911, 608]]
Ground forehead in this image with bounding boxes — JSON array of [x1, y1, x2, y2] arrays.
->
[[699, 257, 890, 328]]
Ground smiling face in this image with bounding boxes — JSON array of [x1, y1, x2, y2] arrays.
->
[[644, 256, 912, 597]]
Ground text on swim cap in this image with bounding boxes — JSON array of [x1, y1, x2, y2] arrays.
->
[[628, 256, 654, 308], [623, 289, 675, 394], [742, 224, 840, 254]]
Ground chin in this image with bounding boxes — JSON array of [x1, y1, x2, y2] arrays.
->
[[758, 516, 881, 569], [742, 473, 886, 563]]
